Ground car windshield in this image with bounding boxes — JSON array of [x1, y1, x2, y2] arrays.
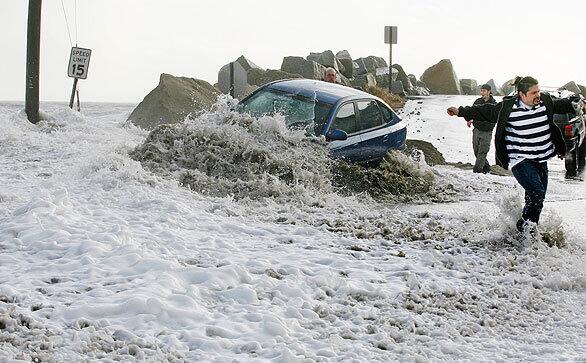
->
[[240, 88, 333, 135]]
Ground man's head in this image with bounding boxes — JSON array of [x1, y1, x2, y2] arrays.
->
[[324, 67, 337, 83], [514, 76, 540, 106], [480, 84, 491, 100]]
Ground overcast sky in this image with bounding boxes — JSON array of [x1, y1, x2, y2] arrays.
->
[[3, 0, 585, 103]]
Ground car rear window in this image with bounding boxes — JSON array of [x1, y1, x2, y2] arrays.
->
[[356, 100, 383, 131]]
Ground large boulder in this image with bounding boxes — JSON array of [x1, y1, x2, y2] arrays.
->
[[374, 68, 399, 89], [350, 73, 377, 90], [578, 84, 586, 98], [391, 64, 413, 92], [217, 55, 263, 99], [501, 78, 516, 96], [408, 74, 431, 96], [335, 50, 354, 79], [391, 81, 406, 96], [128, 73, 219, 130], [408, 74, 418, 86], [307, 50, 345, 75], [460, 79, 478, 95], [247, 68, 302, 87], [559, 81, 582, 95], [411, 86, 431, 96], [281, 56, 326, 80], [420, 59, 461, 95], [485, 79, 503, 96], [354, 56, 388, 76]]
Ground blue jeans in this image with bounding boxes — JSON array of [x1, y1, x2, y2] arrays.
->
[[511, 160, 548, 224]]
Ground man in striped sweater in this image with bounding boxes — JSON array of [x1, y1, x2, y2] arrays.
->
[[446, 76, 580, 234]]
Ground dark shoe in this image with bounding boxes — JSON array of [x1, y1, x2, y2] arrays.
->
[[517, 219, 538, 239], [483, 165, 491, 174]]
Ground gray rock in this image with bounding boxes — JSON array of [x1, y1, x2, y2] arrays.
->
[[281, 56, 326, 80], [501, 78, 516, 96], [460, 79, 478, 95], [235, 55, 262, 72], [128, 73, 219, 130], [421, 59, 461, 95], [336, 50, 352, 59], [411, 86, 430, 96], [337, 73, 352, 87], [484, 79, 503, 96], [408, 74, 418, 86], [391, 64, 413, 92], [350, 73, 377, 90], [391, 81, 406, 96], [218, 61, 248, 99], [578, 84, 586, 98], [374, 69, 399, 89], [217, 55, 263, 99], [307, 50, 345, 75], [336, 50, 354, 79], [559, 81, 582, 95], [354, 56, 388, 76], [409, 76, 431, 96], [247, 68, 302, 87]]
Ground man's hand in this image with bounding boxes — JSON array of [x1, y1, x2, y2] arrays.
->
[[447, 107, 459, 116], [467, 120, 473, 128]]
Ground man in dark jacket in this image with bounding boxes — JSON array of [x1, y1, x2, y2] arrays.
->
[[447, 76, 579, 234], [469, 84, 497, 173]]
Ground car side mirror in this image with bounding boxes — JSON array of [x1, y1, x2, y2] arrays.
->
[[326, 129, 348, 141]]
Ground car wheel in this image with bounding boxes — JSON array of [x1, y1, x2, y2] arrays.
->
[[565, 146, 578, 178]]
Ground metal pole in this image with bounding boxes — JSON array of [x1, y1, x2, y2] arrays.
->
[[25, 0, 42, 124], [388, 44, 393, 93], [69, 78, 78, 109], [76, 89, 80, 112]]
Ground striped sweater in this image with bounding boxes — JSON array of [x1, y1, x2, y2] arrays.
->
[[504, 100, 555, 168]]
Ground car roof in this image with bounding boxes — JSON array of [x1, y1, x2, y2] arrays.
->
[[265, 79, 376, 105]]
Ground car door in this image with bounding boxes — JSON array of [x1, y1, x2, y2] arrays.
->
[[326, 102, 364, 162]]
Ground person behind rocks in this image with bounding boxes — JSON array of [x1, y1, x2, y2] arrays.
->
[[447, 76, 582, 235], [323, 67, 337, 83], [467, 84, 497, 173]]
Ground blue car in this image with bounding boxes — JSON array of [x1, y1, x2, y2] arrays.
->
[[238, 79, 407, 164]]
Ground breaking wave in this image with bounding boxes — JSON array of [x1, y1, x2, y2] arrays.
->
[[129, 100, 452, 205]]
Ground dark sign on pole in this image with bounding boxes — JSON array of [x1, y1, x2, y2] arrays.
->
[[384, 26, 398, 45]]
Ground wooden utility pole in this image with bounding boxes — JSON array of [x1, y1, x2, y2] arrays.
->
[[25, 0, 42, 124]]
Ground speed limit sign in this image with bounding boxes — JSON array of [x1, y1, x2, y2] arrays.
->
[[68, 47, 92, 79]]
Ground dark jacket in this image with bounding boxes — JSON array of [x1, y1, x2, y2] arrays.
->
[[458, 93, 573, 169], [471, 95, 497, 131]]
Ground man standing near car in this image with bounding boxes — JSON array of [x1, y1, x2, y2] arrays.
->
[[468, 84, 497, 173], [447, 76, 578, 235]]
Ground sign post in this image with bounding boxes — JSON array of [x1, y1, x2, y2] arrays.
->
[[384, 26, 398, 93], [67, 46, 91, 109]]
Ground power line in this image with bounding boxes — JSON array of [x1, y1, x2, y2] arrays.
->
[[60, 0, 73, 47], [74, 0, 78, 46]]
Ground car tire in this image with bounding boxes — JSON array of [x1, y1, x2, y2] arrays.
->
[[565, 146, 578, 178]]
